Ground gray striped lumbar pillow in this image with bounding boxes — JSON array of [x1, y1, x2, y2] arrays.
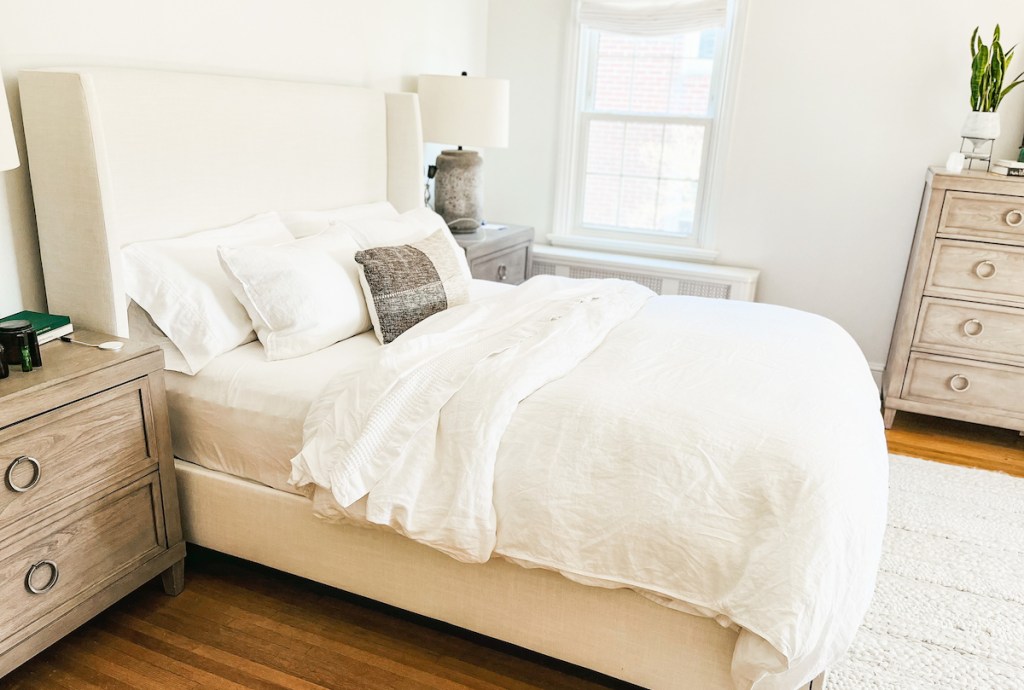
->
[[355, 229, 470, 344]]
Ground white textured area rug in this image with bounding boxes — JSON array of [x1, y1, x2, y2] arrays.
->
[[827, 455, 1024, 690]]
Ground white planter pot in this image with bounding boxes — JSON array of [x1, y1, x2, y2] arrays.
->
[[961, 111, 1001, 140]]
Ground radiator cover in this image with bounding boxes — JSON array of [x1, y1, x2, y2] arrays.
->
[[530, 245, 759, 301]]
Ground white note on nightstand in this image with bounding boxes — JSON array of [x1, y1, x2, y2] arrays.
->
[[481, 223, 507, 230]]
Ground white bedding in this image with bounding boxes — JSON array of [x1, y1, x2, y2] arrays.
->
[[163, 280, 513, 493], [290, 276, 889, 690]]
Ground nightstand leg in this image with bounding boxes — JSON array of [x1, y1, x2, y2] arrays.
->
[[883, 407, 897, 429], [161, 559, 185, 596]]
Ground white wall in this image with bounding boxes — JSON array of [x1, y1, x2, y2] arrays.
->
[[486, 0, 1024, 374], [0, 0, 488, 316]]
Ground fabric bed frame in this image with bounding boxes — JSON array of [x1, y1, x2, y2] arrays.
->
[[19, 67, 822, 690]]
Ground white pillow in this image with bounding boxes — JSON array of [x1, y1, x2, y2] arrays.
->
[[278, 201, 399, 238], [218, 230, 370, 360], [127, 300, 191, 374], [121, 213, 294, 375], [337, 207, 472, 282]]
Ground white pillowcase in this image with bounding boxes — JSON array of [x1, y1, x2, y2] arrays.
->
[[278, 201, 399, 238], [218, 230, 370, 360], [121, 213, 293, 375], [127, 300, 191, 374], [336, 207, 472, 282]]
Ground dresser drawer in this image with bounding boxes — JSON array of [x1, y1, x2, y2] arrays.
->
[[925, 239, 1024, 306], [0, 379, 156, 532], [0, 474, 165, 650], [914, 297, 1024, 366], [470, 245, 530, 284], [939, 190, 1024, 243], [903, 353, 1024, 418]]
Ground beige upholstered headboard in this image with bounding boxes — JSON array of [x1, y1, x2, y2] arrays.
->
[[19, 67, 424, 337]]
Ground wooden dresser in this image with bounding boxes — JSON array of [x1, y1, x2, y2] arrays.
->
[[883, 167, 1024, 432], [0, 333, 185, 676]]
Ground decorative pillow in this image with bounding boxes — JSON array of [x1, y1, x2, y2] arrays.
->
[[336, 207, 473, 282], [218, 229, 370, 360], [279, 201, 399, 238], [121, 213, 294, 374], [355, 229, 471, 344]]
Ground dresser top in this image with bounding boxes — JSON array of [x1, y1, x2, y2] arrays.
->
[[928, 165, 1024, 194]]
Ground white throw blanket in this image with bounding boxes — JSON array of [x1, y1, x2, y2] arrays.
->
[[290, 276, 889, 690]]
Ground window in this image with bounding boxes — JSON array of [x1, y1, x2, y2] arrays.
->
[[554, 0, 734, 258]]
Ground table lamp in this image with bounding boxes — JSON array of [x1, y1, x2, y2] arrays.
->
[[418, 72, 509, 233]]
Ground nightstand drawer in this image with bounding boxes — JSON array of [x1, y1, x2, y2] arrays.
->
[[939, 191, 1024, 243], [925, 239, 1024, 306], [0, 474, 165, 651], [914, 297, 1024, 367], [471, 245, 529, 284], [0, 379, 156, 532], [904, 353, 1024, 418]]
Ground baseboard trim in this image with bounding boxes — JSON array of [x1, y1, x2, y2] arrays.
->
[[869, 363, 884, 389]]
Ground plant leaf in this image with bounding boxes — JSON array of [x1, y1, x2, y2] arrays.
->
[[1002, 79, 1024, 96], [992, 43, 1005, 101], [972, 26, 979, 57], [972, 46, 986, 109]]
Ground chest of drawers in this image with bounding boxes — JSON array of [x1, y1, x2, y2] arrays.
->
[[0, 333, 185, 677], [883, 168, 1024, 432]]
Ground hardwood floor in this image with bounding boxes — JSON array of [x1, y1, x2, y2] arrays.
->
[[3, 546, 636, 690], [886, 411, 1024, 477], [4, 413, 1022, 689]]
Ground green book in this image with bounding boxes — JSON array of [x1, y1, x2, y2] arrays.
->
[[0, 310, 74, 344]]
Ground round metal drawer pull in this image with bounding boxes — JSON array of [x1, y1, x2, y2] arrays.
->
[[949, 374, 971, 393], [5, 455, 41, 493], [1006, 209, 1024, 227], [974, 260, 997, 279], [25, 560, 59, 595], [497, 264, 508, 281], [962, 319, 984, 337]]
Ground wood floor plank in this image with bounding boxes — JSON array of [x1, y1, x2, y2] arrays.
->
[[886, 411, 1024, 476], [65, 636, 199, 690], [110, 610, 328, 690]]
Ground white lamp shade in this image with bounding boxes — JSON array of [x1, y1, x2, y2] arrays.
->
[[0, 71, 18, 172], [418, 74, 509, 149]]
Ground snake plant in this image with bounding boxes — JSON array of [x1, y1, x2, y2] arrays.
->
[[970, 25, 1024, 111]]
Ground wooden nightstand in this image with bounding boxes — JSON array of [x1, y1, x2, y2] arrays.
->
[[454, 224, 534, 284], [0, 332, 185, 677]]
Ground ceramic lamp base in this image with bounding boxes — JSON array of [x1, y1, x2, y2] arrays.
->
[[434, 149, 483, 233]]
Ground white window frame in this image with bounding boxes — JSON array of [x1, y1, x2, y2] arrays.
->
[[551, 1, 746, 263]]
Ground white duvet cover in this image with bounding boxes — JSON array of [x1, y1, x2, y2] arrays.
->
[[290, 276, 889, 690]]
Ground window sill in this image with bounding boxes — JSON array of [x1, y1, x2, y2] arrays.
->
[[547, 234, 719, 263]]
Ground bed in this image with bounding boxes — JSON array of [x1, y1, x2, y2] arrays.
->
[[18, 67, 888, 690]]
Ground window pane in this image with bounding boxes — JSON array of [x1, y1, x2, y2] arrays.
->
[[619, 177, 658, 229], [586, 120, 625, 175], [622, 123, 663, 177], [582, 174, 620, 227], [656, 179, 698, 234], [589, 28, 720, 117], [660, 124, 704, 180], [580, 120, 705, 236]]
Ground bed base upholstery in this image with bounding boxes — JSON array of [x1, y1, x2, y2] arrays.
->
[[178, 461, 736, 688]]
